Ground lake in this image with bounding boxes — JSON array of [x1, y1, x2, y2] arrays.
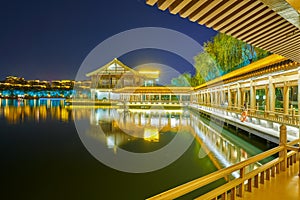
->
[[0, 99, 271, 200]]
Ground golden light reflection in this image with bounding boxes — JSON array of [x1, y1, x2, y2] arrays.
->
[[0, 99, 73, 124], [143, 127, 159, 142]]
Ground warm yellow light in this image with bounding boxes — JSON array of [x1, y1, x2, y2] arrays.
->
[[144, 127, 159, 142], [138, 71, 160, 74]]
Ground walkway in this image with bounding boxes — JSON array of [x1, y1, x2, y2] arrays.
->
[[240, 161, 300, 200], [191, 104, 299, 144]]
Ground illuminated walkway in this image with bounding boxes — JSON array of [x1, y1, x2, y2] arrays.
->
[[191, 104, 299, 144], [240, 161, 300, 200]]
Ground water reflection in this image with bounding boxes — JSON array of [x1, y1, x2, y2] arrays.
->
[[82, 107, 262, 173], [83, 109, 191, 154], [1, 99, 262, 174], [0, 99, 72, 124]]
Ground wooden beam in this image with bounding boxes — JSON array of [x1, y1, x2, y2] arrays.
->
[[146, 0, 158, 6], [189, 0, 223, 22], [198, 0, 238, 25], [179, 0, 210, 18], [158, 0, 176, 11], [169, 0, 192, 14], [226, 9, 276, 35]]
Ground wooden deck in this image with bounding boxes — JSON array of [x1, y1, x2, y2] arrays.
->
[[240, 161, 300, 200]]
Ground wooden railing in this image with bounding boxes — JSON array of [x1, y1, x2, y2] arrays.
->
[[146, 125, 300, 200], [195, 103, 300, 127]]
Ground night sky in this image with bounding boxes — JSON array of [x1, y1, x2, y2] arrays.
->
[[0, 0, 217, 81]]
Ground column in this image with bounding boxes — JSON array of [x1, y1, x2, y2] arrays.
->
[[250, 81, 256, 110], [228, 88, 232, 108], [265, 85, 269, 112], [237, 83, 242, 110], [298, 68, 300, 115], [269, 77, 275, 113], [220, 90, 224, 104], [283, 83, 289, 115], [234, 91, 238, 108]]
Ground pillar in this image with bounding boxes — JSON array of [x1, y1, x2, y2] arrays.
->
[[265, 85, 269, 112], [237, 84, 242, 110], [242, 90, 246, 106], [283, 83, 289, 115], [250, 81, 256, 110], [269, 77, 275, 113], [228, 88, 232, 108], [298, 68, 300, 115], [234, 91, 238, 108], [220, 90, 224, 104], [279, 125, 287, 171]]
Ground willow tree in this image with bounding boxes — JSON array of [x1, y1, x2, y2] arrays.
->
[[194, 52, 219, 83], [204, 33, 246, 73], [171, 33, 270, 87], [197, 33, 270, 77]]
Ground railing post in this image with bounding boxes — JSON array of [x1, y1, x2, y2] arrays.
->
[[279, 125, 287, 171], [237, 167, 245, 197]]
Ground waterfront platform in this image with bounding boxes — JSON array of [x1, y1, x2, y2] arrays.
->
[[191, 104, 299, 144], [240, 161, 300, 200]]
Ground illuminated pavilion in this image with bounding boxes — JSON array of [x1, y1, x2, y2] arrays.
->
[[86, 58, 160, 100]]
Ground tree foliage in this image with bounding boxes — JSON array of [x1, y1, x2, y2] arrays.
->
[[171, 33, 270, 86]]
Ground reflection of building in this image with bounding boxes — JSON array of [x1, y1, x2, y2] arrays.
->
[[0, 99, 72, 124], [86, 58, 160, 100]]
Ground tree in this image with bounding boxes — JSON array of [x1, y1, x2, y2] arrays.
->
[[171, 73, 192, 87], [172, 33, 270, 86]]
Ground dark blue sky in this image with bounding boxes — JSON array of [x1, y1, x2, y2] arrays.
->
[[0, 0, 217, 81]]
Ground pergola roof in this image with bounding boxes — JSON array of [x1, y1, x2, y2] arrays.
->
[[146, 0, 300, 63]]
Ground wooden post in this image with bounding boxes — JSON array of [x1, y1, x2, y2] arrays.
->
[[238, 167, 245, 197], [279, 125, 287, 171]]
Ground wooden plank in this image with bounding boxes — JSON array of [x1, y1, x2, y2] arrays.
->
[[198, 0, 238, 25], [242, 19, 286, 42], [158, 0, 176, 11], [189, 0, 223, 22], [179, 0, 209, 18], [227, 9, 276, 35], [146, 0, 159, 6], [248, 23, 294, 45], [235, 14, 281, 39], [206, 0, 251, 28], [220, 4, 267, 33], [213, 1, 262, 30], [169, 0, 192, 14]]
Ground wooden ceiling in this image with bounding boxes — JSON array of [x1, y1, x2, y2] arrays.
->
[[146, 0, 300, 63]]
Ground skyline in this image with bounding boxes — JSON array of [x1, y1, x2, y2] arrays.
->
[[0, 0, 217, 81]]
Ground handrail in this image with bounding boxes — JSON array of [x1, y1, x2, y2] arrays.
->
[[146, 146, 284, 200], [194, 103, 300, 127]]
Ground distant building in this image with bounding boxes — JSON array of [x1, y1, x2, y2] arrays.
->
[[86, 58, 160, 100], [51, 80, 74, 89]]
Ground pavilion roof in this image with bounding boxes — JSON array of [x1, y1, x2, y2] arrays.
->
[[86, 58, 140, 77]]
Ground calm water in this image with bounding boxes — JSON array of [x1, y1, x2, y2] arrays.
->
[[0, 99, 271, 200]]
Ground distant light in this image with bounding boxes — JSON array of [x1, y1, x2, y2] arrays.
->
[[256, 95, 259, 100], [138, 71, 160, 74], [263, 95, 266, 100]]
